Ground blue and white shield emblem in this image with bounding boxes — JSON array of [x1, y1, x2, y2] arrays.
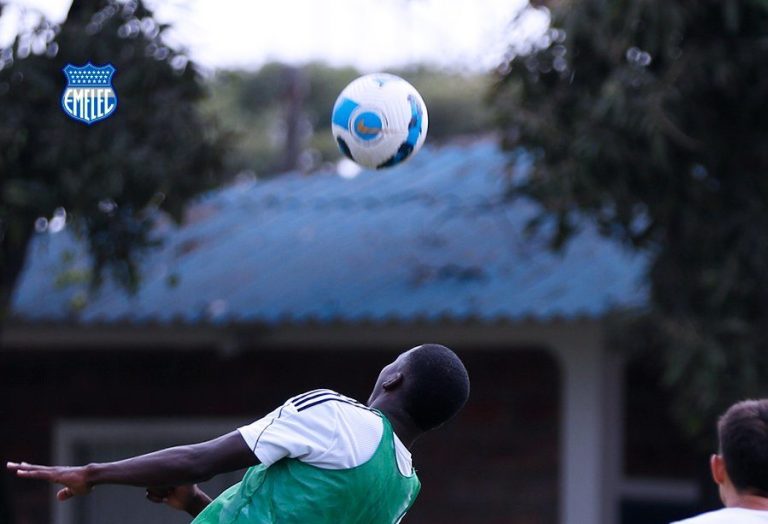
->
[[61, 63, 118, 124]]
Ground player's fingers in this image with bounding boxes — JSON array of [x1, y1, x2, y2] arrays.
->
[[145, 491, 166, 504], [146, 487, 170, 498], [8, 462, 47, 472], [14, 469, 54, 480], [24, 463, 51, 470], [57, 487, 75, 501], [6, 462, 37, 470], [16, 469, 51, 480]]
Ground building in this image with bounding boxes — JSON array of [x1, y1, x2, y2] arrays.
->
[[3, 140, 699, 524]]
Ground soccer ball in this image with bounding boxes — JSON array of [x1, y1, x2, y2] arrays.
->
[[331, 73, 428, 169]]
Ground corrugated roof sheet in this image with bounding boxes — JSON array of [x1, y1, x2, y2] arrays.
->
[[11, 139, 648, 325]]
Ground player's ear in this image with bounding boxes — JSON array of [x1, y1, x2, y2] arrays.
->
[[710, 454, 726, 485], [382, 372, 403, 390]]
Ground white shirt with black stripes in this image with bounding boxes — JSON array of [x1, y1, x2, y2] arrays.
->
[[237, 389, 414, 477]]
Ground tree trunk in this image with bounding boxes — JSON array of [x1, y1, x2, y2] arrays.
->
[[280, 66, 308, 172]]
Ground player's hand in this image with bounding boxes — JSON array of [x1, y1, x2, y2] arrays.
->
[[146, 484, 211, 516], [7, 461, 92, 500], [146, 484, 197, 511]]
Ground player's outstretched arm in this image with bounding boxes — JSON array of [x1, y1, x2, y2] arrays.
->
[[7, 430, 258, 503]]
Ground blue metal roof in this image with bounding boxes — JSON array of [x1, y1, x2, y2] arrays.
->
[[11, 139, 648, 325]]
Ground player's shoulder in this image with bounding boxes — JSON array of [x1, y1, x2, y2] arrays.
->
[[672, 508, 768, 523], [286, 389, 378, 417]]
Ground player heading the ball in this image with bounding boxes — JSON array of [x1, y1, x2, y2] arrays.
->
[[8, 343, 469, 524]]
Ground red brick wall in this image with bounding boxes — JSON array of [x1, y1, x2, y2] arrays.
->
[[1, 345, 559, 524]]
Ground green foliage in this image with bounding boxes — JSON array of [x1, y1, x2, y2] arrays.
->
[[202, 63, 494, 176], [201, 62, 360, 174], [0, 0, 227, 312], [493, 0, 768, 438]]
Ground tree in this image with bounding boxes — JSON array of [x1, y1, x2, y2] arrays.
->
[[493, 0, 768, 439], [0, 0, 227, 322], [0, 1, 226, 520], [201, 62, 354, 175], [202, 63, 495, 177]]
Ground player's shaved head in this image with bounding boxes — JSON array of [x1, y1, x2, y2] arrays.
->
[[367, 343, 469, 445], [399, 344, 470, 431]]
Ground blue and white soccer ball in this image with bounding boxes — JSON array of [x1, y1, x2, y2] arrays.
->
[[331, 73, 428, 169]]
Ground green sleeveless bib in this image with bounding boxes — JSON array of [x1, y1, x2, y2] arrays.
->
[[192, 413, 420, 524]]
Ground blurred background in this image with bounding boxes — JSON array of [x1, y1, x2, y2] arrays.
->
[[2, 0, 767, 523]]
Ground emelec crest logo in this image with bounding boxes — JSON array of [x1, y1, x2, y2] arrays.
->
[[61, 63, 118, 124]]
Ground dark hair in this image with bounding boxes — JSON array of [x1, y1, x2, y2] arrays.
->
[[402, 344, 470, 431], [718, 399, 768, 495]]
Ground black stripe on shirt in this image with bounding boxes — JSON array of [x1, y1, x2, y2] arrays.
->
[[290, 389, 332, 405], [296, 396, 376, 413], [292, 390, 342, 409]]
